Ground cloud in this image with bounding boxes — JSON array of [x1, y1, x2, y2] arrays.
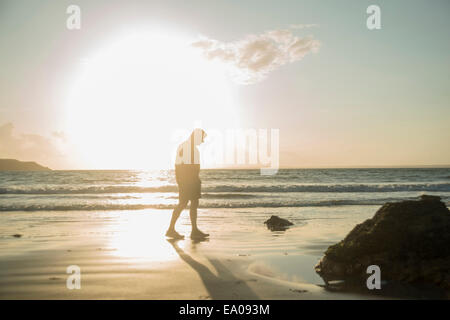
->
[[192, 28, 320, 84], [0, 122, 67, 169]]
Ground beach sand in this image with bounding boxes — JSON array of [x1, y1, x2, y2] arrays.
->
[[0, 208, 379, 300]]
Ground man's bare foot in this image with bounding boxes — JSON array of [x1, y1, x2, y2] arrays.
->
[[190, 229, 209, 239], [165, 229, 184, 239]]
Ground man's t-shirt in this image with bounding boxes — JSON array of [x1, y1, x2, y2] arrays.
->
[[175, 139, 200, 186]]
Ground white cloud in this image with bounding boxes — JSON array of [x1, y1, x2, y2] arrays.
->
[[0, 122, 67, 169], [192, 28, 320, 84]]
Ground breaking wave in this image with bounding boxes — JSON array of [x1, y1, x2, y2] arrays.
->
[[1, 197, 449, 211], [0, 183, 449, 195]]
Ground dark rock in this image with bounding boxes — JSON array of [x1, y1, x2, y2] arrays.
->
[[420, 195, 441, 202], [12, 234, 22, 238], [315, 195, 450, 290], [264, 215, 293, 231]]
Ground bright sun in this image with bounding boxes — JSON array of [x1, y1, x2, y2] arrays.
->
[[65, 30, 238, 170]]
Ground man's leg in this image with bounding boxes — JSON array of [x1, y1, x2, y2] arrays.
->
[[189, 199, 199, 231], [190, 199, 209, 239], [166, 199, 188, 238]]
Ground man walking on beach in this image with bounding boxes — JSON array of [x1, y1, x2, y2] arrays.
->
[[166, 128, 209, 240]]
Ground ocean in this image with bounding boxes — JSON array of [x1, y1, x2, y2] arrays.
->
[[0, 168, 449, 212], [1, 168, 449, 291]]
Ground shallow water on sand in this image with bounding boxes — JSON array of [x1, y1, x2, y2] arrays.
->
[[0, 205, 377, 287]]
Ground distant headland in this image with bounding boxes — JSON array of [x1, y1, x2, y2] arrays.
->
[[0, 159, 51, 171]]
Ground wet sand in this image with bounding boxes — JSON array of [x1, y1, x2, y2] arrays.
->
[[0, 208, 378, 299]]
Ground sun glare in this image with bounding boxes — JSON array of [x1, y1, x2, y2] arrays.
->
[[107, 211, 186, 261], [65, 30, 238, 169]]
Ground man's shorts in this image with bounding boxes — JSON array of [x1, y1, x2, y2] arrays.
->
[[178, 181, 201, 201]]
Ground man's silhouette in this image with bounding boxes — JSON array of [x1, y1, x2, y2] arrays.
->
[[166, 128, 209, 240]]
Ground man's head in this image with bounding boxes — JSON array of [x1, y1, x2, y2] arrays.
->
[[191, 128, 207, 145]]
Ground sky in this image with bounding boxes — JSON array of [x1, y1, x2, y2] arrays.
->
[[0, 0, 449, 169]]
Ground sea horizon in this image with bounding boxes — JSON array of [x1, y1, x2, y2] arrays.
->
[[22, 165, 450, 171]]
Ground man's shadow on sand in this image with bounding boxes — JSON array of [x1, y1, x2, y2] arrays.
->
[[167, 239, 259, 299]]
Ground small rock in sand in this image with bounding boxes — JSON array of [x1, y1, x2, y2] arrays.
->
[[264, 215, 293, 231], [12, 234, 22, 238]]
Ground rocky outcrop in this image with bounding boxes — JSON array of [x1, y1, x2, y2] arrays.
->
[[264, 215, 293, 231], [0, 159, 51, 171], [315, 195, 450, 290]]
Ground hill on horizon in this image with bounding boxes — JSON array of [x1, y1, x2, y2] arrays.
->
[[0, 159, 51, 171]]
